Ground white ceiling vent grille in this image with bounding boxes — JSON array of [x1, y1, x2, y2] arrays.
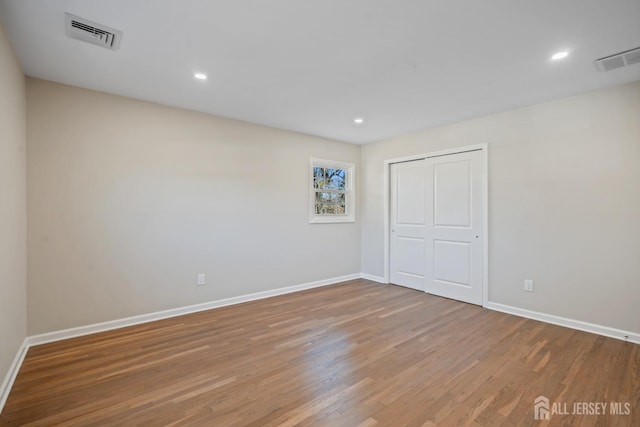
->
[[595, 47, 640, 72], [65, 13, 122, 51]]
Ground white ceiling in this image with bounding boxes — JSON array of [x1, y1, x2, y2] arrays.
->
[[1, 0, 639, 144]]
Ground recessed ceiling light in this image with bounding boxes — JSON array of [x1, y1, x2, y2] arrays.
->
[[551, 51, 569, 60], [194, 72, 207, 80], [353, 117, 365, 125]]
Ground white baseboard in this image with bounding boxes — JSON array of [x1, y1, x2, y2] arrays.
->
[[360, 273, 387, 284], [0, 338, 29, 414], [27, 273, 361, 347], [485, 302, 640, 345]]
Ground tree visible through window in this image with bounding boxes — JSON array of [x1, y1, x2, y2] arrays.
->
[[309, 159, 355, 223], [313, 166, 346, 214]]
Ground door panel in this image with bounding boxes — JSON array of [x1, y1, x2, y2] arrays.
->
[[434, 161, 471, 227], [397, 166, 426, 224], [390, 161, 426, 291], [425, 150, 483, 305], [396, 237, 426, 278], [433, 240, 471, 286], [390, 150, 483, 303]]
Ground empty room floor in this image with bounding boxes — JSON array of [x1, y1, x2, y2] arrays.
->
[[1, 279, 638, 426]]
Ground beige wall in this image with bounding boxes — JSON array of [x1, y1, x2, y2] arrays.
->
[[361, 81, 640, 334], [0, 25, 27, 385], [19, 64, 640, 337], [27, 78, 361, 334]]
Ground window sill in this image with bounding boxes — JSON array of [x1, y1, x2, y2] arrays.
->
[[309, 216, 356, 224]]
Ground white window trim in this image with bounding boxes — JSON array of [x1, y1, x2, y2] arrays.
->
[[309, 158, 355, 223]]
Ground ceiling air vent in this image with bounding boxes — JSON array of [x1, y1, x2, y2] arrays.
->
[[595, 47, 640, 72], [65, 13, 122, 51]]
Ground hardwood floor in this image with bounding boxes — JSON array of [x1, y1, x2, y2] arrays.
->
[[1, 279, 638, 426]]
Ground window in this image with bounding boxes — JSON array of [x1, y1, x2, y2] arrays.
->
[[309, 158, 355, 223]]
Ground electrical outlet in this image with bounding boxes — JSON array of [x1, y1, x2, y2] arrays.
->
[[524, 279, 534, 292], [197, 273, 205, 286]]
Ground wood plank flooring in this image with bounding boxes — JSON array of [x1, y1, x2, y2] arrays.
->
[[1, 279, 638, 426]]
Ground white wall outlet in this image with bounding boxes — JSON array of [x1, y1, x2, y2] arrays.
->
[[197, 273, 205, 286], [524, 279, 534, 292]]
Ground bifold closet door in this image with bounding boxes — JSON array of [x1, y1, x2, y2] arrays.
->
[[389, 160, 427, 291], [424, 150, 483, 305], [390, 150, 483, 305]]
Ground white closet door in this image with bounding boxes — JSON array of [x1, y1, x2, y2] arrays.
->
[[390, 160, 427, 291], [425, 150, 483, 305], [389, 150, 484, 304]]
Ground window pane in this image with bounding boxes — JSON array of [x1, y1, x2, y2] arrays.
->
[[315, 191, 331, 214], [325, 168, 346, 190], [310, 159, 354, 222], [331, 192, 346, 214], [313, 167, 326, 189], [315, 191, 346, 215]]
